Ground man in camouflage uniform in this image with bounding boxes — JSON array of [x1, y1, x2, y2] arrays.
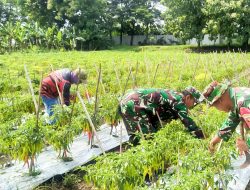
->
[[203, 81, 250, 154], [118, 86, 205, 143]]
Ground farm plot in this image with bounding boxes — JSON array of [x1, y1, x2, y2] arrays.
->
[[0, 46, 250, 189]]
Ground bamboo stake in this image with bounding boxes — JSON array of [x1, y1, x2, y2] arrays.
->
[[202, 58, 208, 87], [95, 64, 106, 94], [77, 91, 106, 155], [119, 121, 123, 153], [134, 61, 139, 87], [36, 73, 43, 124], [216, 140, 223, 152], [152, 63, 160, 87], [122, 67, 132, 96], [90, 64, 102, 148], [166, 60, 171, 86], [113, 61, 122, 93], [156, 112, 163, 128], [50, 64, 64, 106], [117, 67, 133, 153], [69, 68, 81, 125], [137, 124, 145, 140], [129, 63, 136, 89], [114, 66, 139, 153], [24, 67, 43, 173], [24, 64, 38, 112], [145, 59, 150, 87]]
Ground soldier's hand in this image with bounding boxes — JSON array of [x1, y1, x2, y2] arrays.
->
[[208, 135, 222, 154], [236, 138, 249, 156]]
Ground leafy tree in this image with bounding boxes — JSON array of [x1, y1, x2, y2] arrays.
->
[[112, 0, 161, 45], [18, 0, 57, 27], [46, 0, 111, 50], [239, 0, 250, 49], [203, 0, 243, 47], [162, 0, 206, 47], [134, 0, 161, 44]]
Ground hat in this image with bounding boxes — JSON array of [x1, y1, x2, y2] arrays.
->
[[202, 81, 230, 105], [185, 86, 205, 104], [75, 68, 87, 84]]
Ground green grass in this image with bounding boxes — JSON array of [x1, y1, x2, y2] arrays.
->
[[1, 45, 249, 93]]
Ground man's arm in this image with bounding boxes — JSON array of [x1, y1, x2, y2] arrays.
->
[[174, 103, 204, 138], [209, 111, 240, 153], [217, 111, 240, 141]]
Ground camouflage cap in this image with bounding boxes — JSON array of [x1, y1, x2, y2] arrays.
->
[[185, 86, 205, 104], [202, 81, 230, 105]]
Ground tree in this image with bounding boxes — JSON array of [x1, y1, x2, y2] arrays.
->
[[162, 0, 206, 47], [18, 0, 57, 27], [111, 0, 161, 45], [136, 0, 161, 44], [239, 0, 250, 49], [203, 0, 243, 47]]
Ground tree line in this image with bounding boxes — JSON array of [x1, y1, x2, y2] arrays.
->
[[163, 0, 250, 48], [0, 0, 249, 52], [0, 0, 162, 52]]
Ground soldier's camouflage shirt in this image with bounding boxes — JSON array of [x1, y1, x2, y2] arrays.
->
[[218, 87, 250, 141], [120, 88, 199, 134]]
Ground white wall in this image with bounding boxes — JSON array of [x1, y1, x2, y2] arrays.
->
[[186, 35, 227, 46], [112, 34, 227, 46], [112, 35, 179, 46]]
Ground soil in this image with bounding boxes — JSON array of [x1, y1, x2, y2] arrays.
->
[[34, 171, 95, 190], [35, 180, 94, 190]]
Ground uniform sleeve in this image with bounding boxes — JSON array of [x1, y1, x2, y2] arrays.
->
[[218, 111, 240, 141], [63, 83, 71, 106], [174, 102, 199, 132]]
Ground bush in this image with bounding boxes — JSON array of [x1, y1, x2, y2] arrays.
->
[[156, 37, 167, 45]]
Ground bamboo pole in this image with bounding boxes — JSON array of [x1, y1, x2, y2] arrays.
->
[[117, 67, 133, 153], [152, 63, 160, 87], [90, 64, 102, 148], [156, 112, 163, 128], [120, 121, 123, 153], [77, 91, 106, 155], [122, 67, 132, 96], [36, 73, 43, 125], [129, 63, 136, 89], [24, 64, 38, 112], [113, 61, 122, 93], [69, 69, 81, 125], [95, 64, 106, 94], [50, 64, 64, 106], [145, 59, 150, 87], [134, 61, 139, 87], [24, 67, 43, 173]]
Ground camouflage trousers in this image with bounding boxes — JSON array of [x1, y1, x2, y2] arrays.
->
[[118, 103, 160, 135]]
